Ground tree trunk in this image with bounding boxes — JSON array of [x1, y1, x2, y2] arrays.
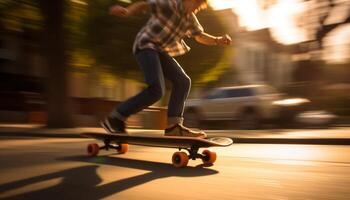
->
[[39, 0, 74, 128]]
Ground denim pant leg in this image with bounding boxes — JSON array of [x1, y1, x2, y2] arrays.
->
[[112, 49, 165, 120], [158, 52, 191, 125]]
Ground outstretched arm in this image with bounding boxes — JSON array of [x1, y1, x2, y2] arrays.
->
[[194, 33, 232, 46], [109, 1, 149, 17]]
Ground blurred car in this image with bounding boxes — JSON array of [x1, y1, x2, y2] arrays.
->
[[184, 85, 310, 129]]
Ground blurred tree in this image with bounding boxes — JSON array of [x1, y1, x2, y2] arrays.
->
[[0, 0, 86, 127], [309, 0, 350, 49], [82, 0, 144, 79], [294, 0, 350, 83], [290, 0, 350, 109], [0, 0, 42, 31], [38, 0, 74, 128], [285, 0, 350, 61], [266, 1, 350, 82], [261, 0, 350, 52]]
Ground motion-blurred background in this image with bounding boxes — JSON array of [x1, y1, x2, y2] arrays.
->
[[0, 0, 349, 129]]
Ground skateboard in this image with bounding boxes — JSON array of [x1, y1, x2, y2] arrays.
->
[[82, 132, 233, 168]]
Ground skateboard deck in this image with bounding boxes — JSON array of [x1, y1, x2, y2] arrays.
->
[[82, 132, 233, 168]]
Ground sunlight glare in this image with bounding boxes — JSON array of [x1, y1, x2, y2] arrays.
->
[[209, 0, 349, 61], [209, 0, 307, 43], [241, 145, 320, 162], [208, 0, 234, 10], [233, 0, 268, 31], [323, 24, 350, 63], [209, 0, 267, 31], [268, 0, 307, 44]]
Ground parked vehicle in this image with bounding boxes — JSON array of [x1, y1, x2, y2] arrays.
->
[[184, 85, 310, 129]]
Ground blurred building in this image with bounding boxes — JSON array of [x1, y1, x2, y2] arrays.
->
[[0, 29, 154, 126], [211, 9, 295, 89], [233, 28, 294, 88], [0, 29, 45, 122]]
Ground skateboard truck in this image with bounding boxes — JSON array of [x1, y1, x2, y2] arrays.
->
[[171, 146, 217, 168], [180, 146, 202, 160], [87, 138, 129, 156]]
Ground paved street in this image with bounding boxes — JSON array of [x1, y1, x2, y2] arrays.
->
[[1, 136, 350, 200]]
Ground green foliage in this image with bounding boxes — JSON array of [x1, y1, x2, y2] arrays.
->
[[175, 10, 231, 86], [82, 0, 146, 79], [0, 0, 43, 31], [83, 0, 230, 84]]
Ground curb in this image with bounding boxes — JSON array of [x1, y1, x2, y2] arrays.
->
[[235, 138, 350, 145], [1, 131, 350, 145], [0, 132, 83, 138]]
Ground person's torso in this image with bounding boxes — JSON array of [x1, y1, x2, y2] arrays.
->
[[133, 0, 200, 57]]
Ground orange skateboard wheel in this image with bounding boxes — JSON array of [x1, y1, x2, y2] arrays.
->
[[172, 151, 189, 168], [87, 143, 99, 156], [202, 150, 217, 165], [117, 143, 129, 154]]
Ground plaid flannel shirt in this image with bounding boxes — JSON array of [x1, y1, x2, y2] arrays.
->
[[133, 0, 204, 57]]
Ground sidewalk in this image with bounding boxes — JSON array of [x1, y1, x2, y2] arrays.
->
[[1, 124, 350, 145]]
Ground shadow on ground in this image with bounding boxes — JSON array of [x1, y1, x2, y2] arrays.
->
[[0, 155, 218, 200]]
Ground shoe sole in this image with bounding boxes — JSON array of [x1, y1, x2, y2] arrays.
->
[[164, 134, 207, 139]]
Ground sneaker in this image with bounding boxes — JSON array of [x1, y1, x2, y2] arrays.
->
[[101, 116, 127, 134], [164, 124, 207, 138]]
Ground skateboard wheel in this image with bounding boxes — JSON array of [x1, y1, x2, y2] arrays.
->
[[172, 152, 189, 168], [117, 143, 128, 154], [202, 150, 217, 165], [87, 143, 99, 156]]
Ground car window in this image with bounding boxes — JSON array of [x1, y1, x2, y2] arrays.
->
[[206, 89, 227, 99], [206, 88, 255, 99], [257, 86, 278, 95], [227, 88, 253, 98]]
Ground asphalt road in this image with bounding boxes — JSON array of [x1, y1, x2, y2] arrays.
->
[[0, 137, 350, 200]]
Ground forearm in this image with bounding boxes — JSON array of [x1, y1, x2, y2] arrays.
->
[[194, 33, 218, 46], [195, 32, 232, 46]]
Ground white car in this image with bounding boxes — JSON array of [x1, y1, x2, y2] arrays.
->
[[184, 85, 310, 129]]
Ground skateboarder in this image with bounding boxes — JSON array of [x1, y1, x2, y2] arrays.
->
[[102, 0, 232, 138]]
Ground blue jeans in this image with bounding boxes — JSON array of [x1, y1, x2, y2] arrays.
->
[[113, 49, 191, 125]]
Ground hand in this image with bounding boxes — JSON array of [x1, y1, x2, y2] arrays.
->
[[109, 5, 129, 17], [216, 34, 232, 46]]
